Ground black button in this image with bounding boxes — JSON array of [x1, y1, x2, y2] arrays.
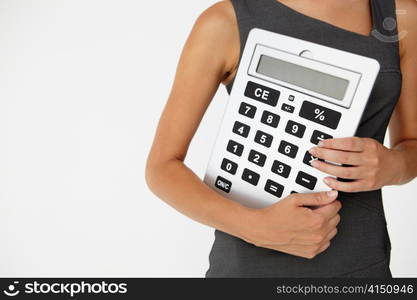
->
[[278, 140, 298, 158], [238, 102, 257, 119], [241, 168, 260, 186], [215, 176, 232, 193], [291, 191, 298, 194], [264, 179, 284, 198], [271, 160, 291, 178], [288, 95, 295, 101], [295, 171, 317, 190], [232, 121, 250, 138], [248, 149, 267, 167], [261, 111, 280, 128], [254, 130, 273, 148], [299, 101, 341, 129], [303, 151, 324, 167], [226, 140, 244, 157], [221, 158, 238, 175], [285, 120, 306, 138], [282, 103, 295, 113], [311, 130, 333, 145], [244, 81, 280, 107]]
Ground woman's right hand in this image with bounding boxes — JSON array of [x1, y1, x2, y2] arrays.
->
[[241, 190, 341, 259]]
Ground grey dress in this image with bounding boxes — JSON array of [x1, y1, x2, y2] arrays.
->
[[206, 0, 402, 278]]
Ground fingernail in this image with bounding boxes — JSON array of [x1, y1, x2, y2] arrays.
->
[[323, 177, 330, 184], [327, 190, 338, 198], [311, 160, 319, 167], [309, 147, 316, 154], [318, 141, 324, 147]]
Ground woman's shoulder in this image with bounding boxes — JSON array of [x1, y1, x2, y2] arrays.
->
[[195, 1, 236, 33], [192, 1, 240, 84]]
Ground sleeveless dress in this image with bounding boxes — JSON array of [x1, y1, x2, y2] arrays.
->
[[206, 0, 402, 278]]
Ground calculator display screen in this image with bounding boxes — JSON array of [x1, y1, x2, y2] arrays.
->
[[256, 55, 349, 101]]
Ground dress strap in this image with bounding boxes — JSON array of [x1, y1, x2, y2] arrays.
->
[[370, 0, 401, 44]]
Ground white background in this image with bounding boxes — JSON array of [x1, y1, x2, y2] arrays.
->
[[0, 0, 416, 277]]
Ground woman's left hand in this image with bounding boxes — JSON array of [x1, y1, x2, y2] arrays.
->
[[308, 137, 404, 192]]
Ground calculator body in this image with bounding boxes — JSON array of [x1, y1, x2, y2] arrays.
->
[[204, 28, 380, 208]]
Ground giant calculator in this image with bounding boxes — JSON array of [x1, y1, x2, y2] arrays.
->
[[204, 28, 380, 208]]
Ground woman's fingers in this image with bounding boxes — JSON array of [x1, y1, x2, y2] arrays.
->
[[311, 160, 365, 179], [309, 147, 363, 165]]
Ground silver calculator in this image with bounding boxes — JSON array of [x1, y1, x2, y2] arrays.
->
[[204, 28, 380, 208]]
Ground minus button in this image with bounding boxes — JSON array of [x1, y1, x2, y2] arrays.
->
[[295, 171, 317, 190]]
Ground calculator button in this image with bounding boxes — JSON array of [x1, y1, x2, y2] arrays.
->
[[220, 158, 238, 175], [295, 171, 317, 190], [241, 168, 260, 186], [248, 150, 267, 167], [285, 120, 306, 138], [238, 102, 257, 119], [299, 101, 341, 129], [244, 81, 280, 107], [311, 130, 333, 145], [226, 140, 244, 157], [291, 191, 298, 194], [288, 95, 295, 101], [278, 140, 298, 158], [271, 160, 291, 178], [215, 176, 232, 193], [232, 121, 250, 138], [261, 111, 280, 128], [281, 103, 295, 113], [254, 130, 273, 148], [303, 151, 324, 167], [264, 179, 284, 198]]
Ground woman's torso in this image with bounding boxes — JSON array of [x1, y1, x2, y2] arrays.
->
[[206, 0, 402, 277]]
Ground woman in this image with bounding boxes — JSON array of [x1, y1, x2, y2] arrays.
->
[[146, 0, 417, 277]]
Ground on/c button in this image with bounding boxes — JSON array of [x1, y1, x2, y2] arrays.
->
[[215, 176, 232, 193]]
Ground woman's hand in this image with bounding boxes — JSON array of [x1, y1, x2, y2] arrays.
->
[[242, 191, 341, 259], [308, 137, 405, 192]]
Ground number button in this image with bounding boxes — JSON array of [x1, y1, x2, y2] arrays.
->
[[215, 176, 232, 193], [295, 171, 317, 190], [244, 81, 280, 107], [299, 101, 341, 129], [238, 102, 257, 119], [248, 149, 266, 167], [271, 160, 291, 178], [241, 168, 260, 186], [278, 140, 298, 158], [281, 103, 295, 113], [254, 130, 273, 148], [220, 158, 238, 175], [303, 151, 324, 167], [261, 111, 280, 128], [226, 140, 244, 157], [311, 130, 333, 145], [285, 120, 306, 138], [264, 179, 284, 198], [232, 121, 250, 138]]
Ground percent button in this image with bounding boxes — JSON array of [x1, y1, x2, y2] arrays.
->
[[299, 101, 341, 130]]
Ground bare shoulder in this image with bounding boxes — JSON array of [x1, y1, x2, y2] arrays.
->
[[395, 0, 417, 56], [192, 1, 240, 83]]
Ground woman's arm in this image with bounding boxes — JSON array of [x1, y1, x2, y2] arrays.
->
[[308, 1, 417, 192], [146, 2, 246, 239], [146, 1, 341, 259], [388, 0, 417, 184]]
